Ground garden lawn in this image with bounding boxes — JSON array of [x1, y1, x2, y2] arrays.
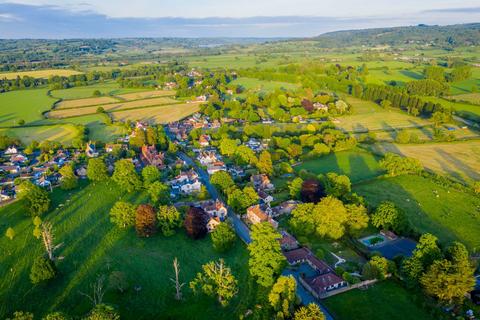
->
[[295, 150, 384, 183], [354, 174, 480, 250], [323, 280, 434, 320], [0, 89, 57, 126], [0, 180, 255, 320]]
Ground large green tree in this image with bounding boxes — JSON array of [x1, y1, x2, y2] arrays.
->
[[268, 275, 297, 319], [370, 201, 406, 233], [293, 303, 325, 320], [109, 201, 137, 228], [157, 205, 182, 236], [112, 159, 142, 193], [211, 222, 236, 252], [59, 164, 78, 190], [257, 151, 273, 175], [86, 158, 108, 182], [190, 259, 238, 307], [248, 223, 286, 287], [17, 180, 50, 216], [141, 165, 161, 187]]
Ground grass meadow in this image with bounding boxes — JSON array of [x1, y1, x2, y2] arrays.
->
[[323, 280, 434, 320], [0, 89, 58, 126], [368, 140, 480, 181], [354, 174, 480, 250], [0, 124, 81, 145], [0, 69, 82, 80], [230, 77, 299, 92], [51, 82, 146, 100], [340, 97, 432, 132], [111, 103, 201, 124], [50, 97, 180, 118], [295, 150, 384, 183], [0, 180, 256, 320]]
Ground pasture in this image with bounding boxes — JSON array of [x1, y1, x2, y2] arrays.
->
[[37, 114, 126, 143], [56, 96, 120, 109], [295, 149, 384, 183], [111, 103, 202, 124], [51, 82, 146, 100], [117, 90, 175, 101], [230, 77, 299, 92], [49, 97, 180, 118], [323, 280, 433, 320], [0, 180, 255, 320], [447, 93, 480, 105], [422, 96, 480, 122], [0, 69, 82, 80], [354, 174, 480, 250], [339, 97, 432, 132], [0, 89, 57, 126], [0, 124, 80, 145], [368, 140, 480, 181]]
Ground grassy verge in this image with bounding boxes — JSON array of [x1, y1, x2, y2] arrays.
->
[[0, 180, 255, 319]]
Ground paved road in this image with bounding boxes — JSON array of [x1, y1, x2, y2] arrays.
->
[[167, 127, 333, 317], [177, 152, 251, 243]]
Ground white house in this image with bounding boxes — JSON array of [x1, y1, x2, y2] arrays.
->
[[4, 146, 18, 155]]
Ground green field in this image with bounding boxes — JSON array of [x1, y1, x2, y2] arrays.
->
[[51, 82, 147, 100], [354, 174, 480, 250], [368, 140, 480, 182], [230, 77, 299, 92], [422, 96, 480, 122], [0, 69, 82, 80], [0, 180, 255, 319], [323, 280, 433, 320], [0, 89, 57, 126], [295, 150, 384, 183], [0, 124, 81, 145], [340, 97, 432, 132]]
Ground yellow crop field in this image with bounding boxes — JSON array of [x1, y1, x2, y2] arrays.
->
[[49, 97, 180, 118], [369, 140, 480, 181], [56, 96, 120, 109], [111, 103, 201, 123], [116, 90, 175, 100], [0, 69, 82, 80]]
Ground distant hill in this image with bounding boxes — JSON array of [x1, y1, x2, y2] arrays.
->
[[313, 23, 480, 47]]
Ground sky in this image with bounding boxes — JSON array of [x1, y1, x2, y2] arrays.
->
[[0, 0, 479, 38]]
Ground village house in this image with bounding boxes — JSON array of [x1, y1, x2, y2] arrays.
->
[[282, 245, 346, 297], [258, 190, 274, 205], [245, 138, 264, 153], [199, 134, 210, 147], [86, 141, 99, 158], [271, 200, 300, 217], [169, 169, 202, 196], [140, 145, 165, 168], [304, 273, 346, 297], [227, 166, 245, 179], [207, 217, 221, 233], [246, 205, 278, 228], [197, 151, 218, 166], [278, 231, 299, 251], [206, 161, 226, 175], [314, 102, 329, 112], [251, 174, 274, 191], [200, 199, 228, 220], [76, 166, 88, 179], [4, 146, 18, 155]]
